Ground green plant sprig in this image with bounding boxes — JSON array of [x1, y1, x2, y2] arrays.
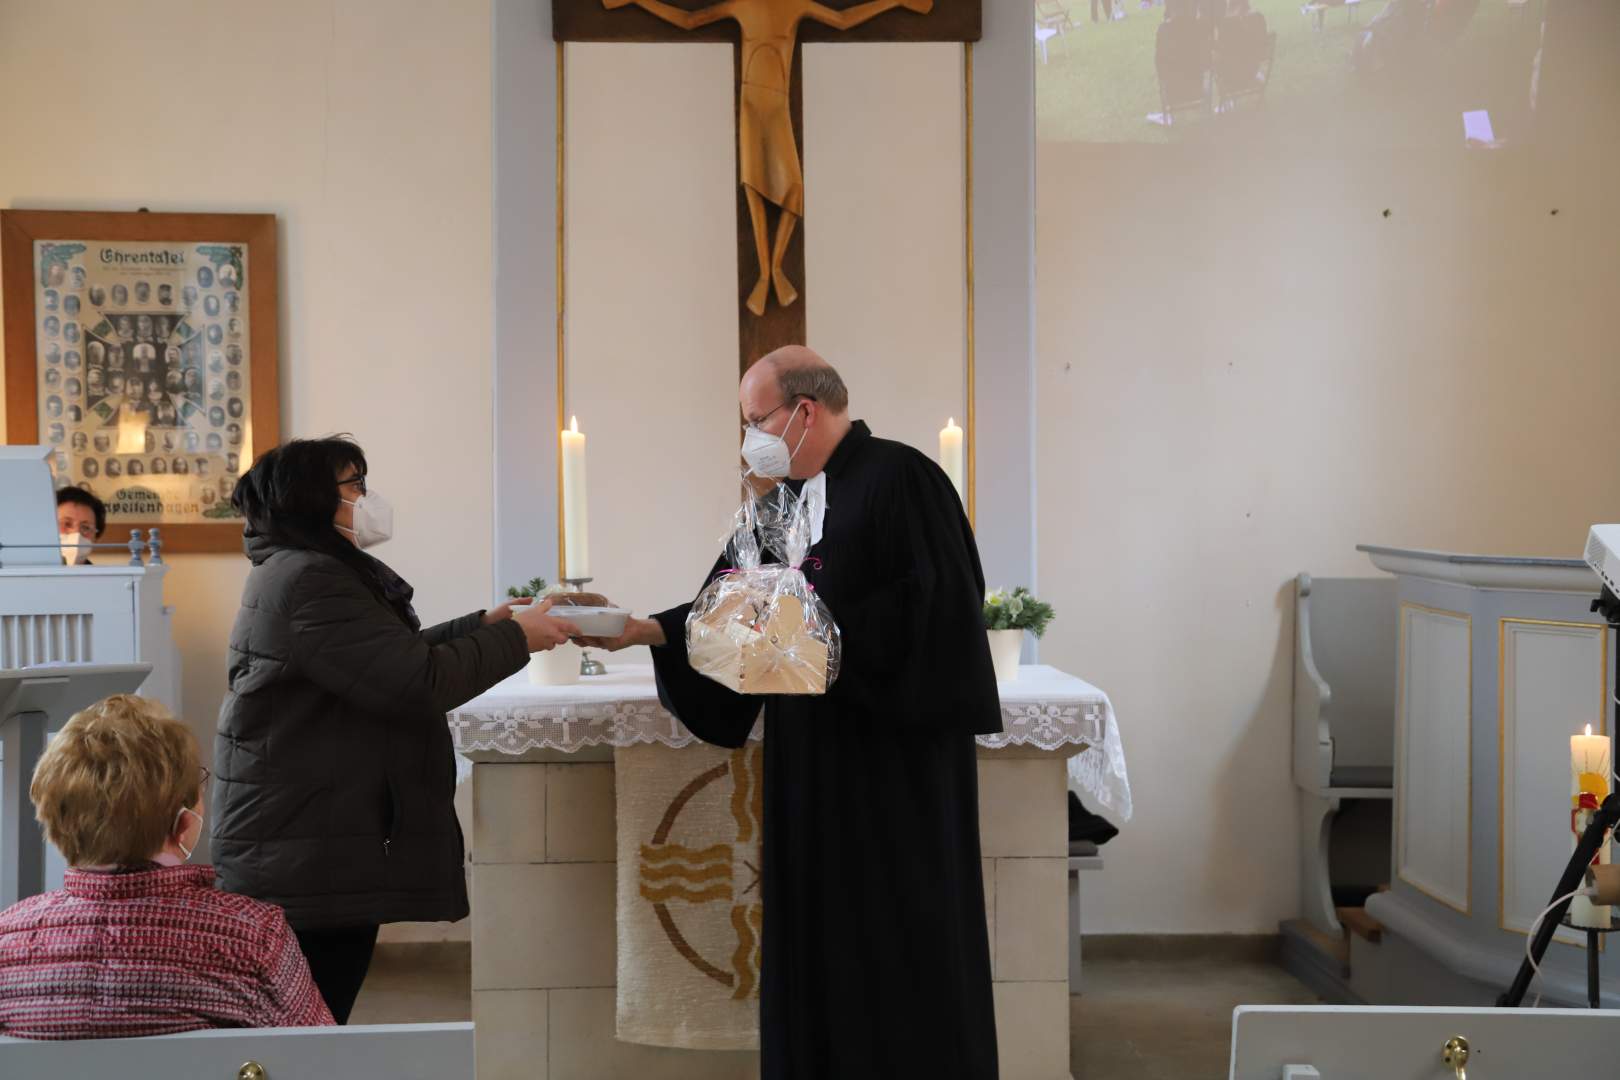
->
[[983, 586, 1055, 638], [506, 577, 550, 599]]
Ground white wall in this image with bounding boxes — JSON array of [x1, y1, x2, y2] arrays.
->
[[1036, 142, 1620, 932], [0, 0, 496, 904], [563, 42, 741, 617], [805, 42, 966, 459], [563, 41, 968, 618]]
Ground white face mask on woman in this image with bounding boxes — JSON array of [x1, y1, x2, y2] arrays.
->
[[338, 490, 395, 549], [176, 806, 203, 862], [59, 531, 89, 565], [153, 806, 204, 866]]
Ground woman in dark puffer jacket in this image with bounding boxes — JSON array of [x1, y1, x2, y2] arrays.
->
[[212, 436, 579, 1023]]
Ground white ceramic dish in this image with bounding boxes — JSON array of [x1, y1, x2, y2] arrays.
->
[[557, 606, 630, 638]]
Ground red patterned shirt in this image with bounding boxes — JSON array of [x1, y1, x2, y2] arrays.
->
[[0, 863, 334, 1039]]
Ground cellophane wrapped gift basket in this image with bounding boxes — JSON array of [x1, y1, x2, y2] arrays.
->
[[686, 483, 841, 695]]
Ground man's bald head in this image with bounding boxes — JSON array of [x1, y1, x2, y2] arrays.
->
[[739, 345, 854, 481], [753, 345, 850, 416]]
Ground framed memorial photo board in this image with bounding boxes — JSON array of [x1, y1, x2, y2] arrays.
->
[[2, 210, 279, 553]]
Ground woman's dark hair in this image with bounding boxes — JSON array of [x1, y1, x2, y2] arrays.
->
[[233, 437, 415, 626]]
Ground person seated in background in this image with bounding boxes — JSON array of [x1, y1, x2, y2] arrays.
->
[[1215, 0, 1270, 101], [1154, 0, 1215, 118], [0, 694, 334, 1039], [56, 485, 105, 565]]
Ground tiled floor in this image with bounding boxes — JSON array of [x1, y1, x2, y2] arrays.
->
[[351, 943, 1321, 1078], [348, 943, 472, 1026], [1071, 953, 1322, 1079]]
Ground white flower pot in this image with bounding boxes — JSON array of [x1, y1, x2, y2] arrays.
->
[[528, 643, 581, 686], [988, 628, 1024, 683]]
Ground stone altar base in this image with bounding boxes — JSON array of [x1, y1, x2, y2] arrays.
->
[[469, 744, 1072, 1079]]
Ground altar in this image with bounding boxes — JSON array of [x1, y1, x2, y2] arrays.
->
[[449, 662, 1128, 1079]]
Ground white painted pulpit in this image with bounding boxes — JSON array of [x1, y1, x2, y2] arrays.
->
[[0, 444, 182, 899], [1353, 545, 1617, 1008]]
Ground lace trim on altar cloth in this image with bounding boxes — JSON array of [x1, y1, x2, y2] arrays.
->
[[448, 700, 726, 756], [448, 697, 1132, 822]]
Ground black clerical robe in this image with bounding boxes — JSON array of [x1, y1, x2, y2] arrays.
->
[[649, 421, 1001, 1080]]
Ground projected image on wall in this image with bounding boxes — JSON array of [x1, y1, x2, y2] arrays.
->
[[1035, 0, 1605, 147]]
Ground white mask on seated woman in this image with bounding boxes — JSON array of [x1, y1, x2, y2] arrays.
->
[[153, 806, 204, 867]]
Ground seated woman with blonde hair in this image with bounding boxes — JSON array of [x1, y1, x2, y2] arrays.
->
[[0, 695, 334, 1038]]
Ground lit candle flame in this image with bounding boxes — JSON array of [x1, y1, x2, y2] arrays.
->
[[570, 415, 579, 434], [1587, 724, 1594, 737]]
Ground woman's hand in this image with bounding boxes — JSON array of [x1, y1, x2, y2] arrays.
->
[[483, 596, 535, 626], [575, 616, 667, 653], [512, 597, 582, 652]]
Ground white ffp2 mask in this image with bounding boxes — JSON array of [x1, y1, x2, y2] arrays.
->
[[339, 490, 395, 549], [741, 401, 808, 479], [59, 531, 89, 565], [176, 806, 203, 862]]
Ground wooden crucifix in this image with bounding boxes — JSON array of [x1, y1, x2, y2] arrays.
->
[[554, 0, 980, 374]]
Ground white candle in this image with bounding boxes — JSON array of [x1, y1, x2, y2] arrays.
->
[[561, 415, 589, 580], [1570, 724, 1612, 928], [939, 417, 965, 504]]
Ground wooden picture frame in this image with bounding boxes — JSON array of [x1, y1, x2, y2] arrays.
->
[[2, 210, 279, 553]]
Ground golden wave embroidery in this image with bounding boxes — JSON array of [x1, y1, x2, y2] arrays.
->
[[640, 880, 734, 904], [749, 903, 763, 993], [640, 861, 733, 884], [750, 745, 764, 836], [636, 754, 765, 995], [730, 904, 758, 1000], [639, 841, 733, 865], [730, 749, 754, 844]]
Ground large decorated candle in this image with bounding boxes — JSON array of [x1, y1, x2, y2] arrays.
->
[[1570, 725, 1613, 928], [561, 416, 589, 580], [939, 418, 964, 504]]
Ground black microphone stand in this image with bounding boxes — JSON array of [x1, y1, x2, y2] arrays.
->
[[1498, 586, 1620, 1008]]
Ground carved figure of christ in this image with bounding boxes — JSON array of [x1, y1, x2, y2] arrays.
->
[[602, 0, 933, 319]]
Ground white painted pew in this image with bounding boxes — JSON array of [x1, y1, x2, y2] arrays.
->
[[1292, 573, 1395, 937], [0, 1022, 472, 1079], [1230, 1005, 1620, 1078]]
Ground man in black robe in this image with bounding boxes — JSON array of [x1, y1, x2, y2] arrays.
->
[[588, 346, 1000, 1078]]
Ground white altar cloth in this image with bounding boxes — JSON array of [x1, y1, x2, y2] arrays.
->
[[448, 662, 1132, 821]]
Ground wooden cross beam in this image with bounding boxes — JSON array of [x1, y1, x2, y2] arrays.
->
[[554, 0, 980, 375]]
